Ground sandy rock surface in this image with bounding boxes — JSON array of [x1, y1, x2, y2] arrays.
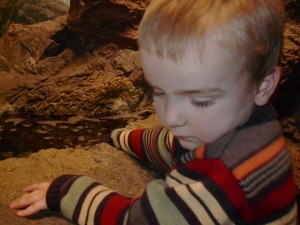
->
[[0, 146, 153, 225]]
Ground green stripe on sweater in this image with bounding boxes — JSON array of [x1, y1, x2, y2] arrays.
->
[[61, 176, 97, 220]]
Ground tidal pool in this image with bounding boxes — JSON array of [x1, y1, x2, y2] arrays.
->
[[0, 113, 149, 160]]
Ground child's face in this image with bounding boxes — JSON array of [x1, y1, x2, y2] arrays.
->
[[140, 40, 258, 150]]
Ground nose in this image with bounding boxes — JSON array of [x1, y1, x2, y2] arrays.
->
[[163, 99, 186, 128]]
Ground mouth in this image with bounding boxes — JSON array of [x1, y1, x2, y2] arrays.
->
[[174, 136, 191, 141]]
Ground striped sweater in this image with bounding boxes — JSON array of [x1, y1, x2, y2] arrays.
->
[[46, 105, 297, 224]]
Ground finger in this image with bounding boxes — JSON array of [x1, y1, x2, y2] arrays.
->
[[10, 186, 47, 209], [10, 193, 37, 209], [15, 202, 44, 217], [24, 182, 50, 192]]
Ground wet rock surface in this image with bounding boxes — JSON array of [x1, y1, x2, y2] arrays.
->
[[0, 110, 153, 159]]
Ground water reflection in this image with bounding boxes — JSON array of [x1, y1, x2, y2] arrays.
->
[[0, 114, 146, 160]]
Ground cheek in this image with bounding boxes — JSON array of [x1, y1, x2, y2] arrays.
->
[[188, 105, 243, 142], [153, 100, 165, 123], [189, 112, 228, 139]]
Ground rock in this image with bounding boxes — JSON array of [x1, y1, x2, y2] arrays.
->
[[0, 0, 154, 117], [15, 0, 69, 25], [280, 21, 300, 82], [284, 0, 300, 21], [0, 55, 11, 72], [67, 0, 150, 35], [0, 24, 152, 116], [0, 0, 25, 37], [0, 145, 154, 224], [113, 49, 139, 74]]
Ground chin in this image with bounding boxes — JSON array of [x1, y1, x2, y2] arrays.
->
[[178, 140, 200, 151]]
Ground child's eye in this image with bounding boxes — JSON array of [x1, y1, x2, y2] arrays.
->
[[145, 85, 164, 97], [152, 90, 165, 97], [191, 99, 214, 107]]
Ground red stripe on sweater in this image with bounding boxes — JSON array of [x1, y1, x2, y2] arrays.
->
[[187, 159, 248, 211], [99, 194, 132, 225], [240, 175, 295, 222], [129, 129, 146, 160], [187, 159, 295, 222]]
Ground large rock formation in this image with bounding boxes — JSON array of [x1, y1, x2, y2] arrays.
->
[[0, 0, 153, 117]]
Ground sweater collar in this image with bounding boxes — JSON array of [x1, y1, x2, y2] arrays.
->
[[179, 104, 279, 163]]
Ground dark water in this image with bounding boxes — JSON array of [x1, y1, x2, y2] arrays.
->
[[0, 113, 150, 160]]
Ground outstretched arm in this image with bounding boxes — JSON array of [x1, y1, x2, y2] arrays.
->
[[111, 126, 174, 172], [10, 182, 50, 217]]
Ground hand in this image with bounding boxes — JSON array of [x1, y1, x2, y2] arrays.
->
[[98, 133, 113, 145], [10, 182, 50, 217]]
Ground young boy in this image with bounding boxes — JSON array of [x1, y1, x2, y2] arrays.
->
[[10, 0, 297, 224]]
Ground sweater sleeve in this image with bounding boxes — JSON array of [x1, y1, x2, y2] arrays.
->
[[46, 157, 297, 225], [111, 126, 174, 172], [46, 175, 134, 224]]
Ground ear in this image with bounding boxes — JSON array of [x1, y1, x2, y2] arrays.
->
[[254, 66, 281, 106]]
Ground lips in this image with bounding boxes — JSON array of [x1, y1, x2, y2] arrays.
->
[[175, 136, 190, 141]]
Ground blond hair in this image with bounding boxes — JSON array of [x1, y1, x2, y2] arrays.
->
[[138, 0, 285, 82]]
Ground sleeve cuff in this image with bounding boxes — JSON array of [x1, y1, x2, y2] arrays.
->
[[46, 175, 80, 211], [111, 128, 127, 149]]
